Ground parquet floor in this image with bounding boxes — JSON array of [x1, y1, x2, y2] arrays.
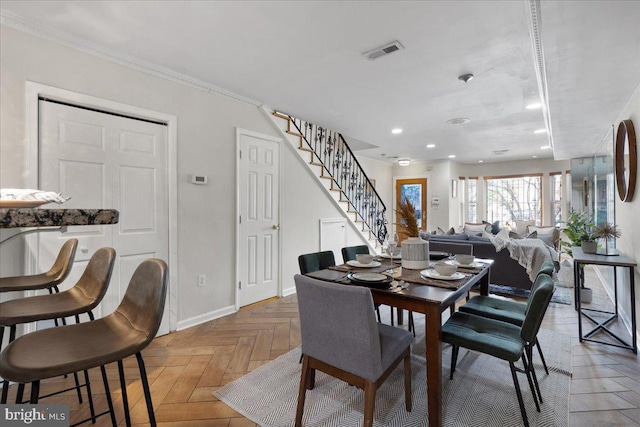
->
[[3, 265, 639, 426]]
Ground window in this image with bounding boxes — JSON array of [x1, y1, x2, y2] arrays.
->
[[485, 174, 542, 225], [550, 172, 562, 226], [467, 177, 478, 223]]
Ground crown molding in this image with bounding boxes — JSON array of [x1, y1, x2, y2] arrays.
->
[[0, 9, 262, 107]]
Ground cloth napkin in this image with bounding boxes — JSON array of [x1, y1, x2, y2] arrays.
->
[[0, 189, 70, 204]]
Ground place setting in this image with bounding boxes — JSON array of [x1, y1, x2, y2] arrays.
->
[[330, 253, 395, 274]]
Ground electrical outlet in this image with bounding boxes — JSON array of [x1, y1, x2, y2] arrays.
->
[[198, 274, 206, 287]]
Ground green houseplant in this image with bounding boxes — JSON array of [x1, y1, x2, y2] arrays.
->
[[561, 210, 595, 256]]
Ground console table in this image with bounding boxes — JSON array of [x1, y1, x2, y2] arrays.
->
[[573, 246, 637, 354]]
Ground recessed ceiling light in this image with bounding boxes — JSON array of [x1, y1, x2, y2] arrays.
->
[[398, 158, 411, 166], [458, 73, 474, 83], [391, 128, 403, 134], [526, 103, 542, 110], [446, 118, 470, 125], [426, 144, 436, 148], [534, 129, 547, 134], [532, 155, 538, 158], [478, 160, 484, 163], [540, 145, 551, 150], [448, 155, 456, 159]]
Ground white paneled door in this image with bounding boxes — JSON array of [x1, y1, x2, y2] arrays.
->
[[238, 130, 280, 307], [38, 100, 170, 335]]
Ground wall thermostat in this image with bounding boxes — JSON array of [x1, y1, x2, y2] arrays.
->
[[191, 175, 208, 185]]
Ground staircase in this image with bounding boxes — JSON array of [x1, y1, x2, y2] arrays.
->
[[268, 110, 387, 249]]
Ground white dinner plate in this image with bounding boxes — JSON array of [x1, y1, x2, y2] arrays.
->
[[420, 270, 466, 281], [347, 260, 382, 268], [445, 260, 483, 268], [350, 272, 387, 282], [379, 253, 401, 259]]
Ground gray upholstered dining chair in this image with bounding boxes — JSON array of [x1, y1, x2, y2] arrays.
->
[[0, 258, 168, 427], [294, 274, 412, 427], [341, 245, 415, 335], [458, 261, 555, 374], [442, 274, 555, 427]]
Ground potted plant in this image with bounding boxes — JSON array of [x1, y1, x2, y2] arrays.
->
[[590, 222, 621, 255], [561, 210, 595, 256]]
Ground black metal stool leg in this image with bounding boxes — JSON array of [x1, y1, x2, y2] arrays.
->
[[118, 360, 132, 427], [29, 381, 40, 404], [15, 383, 25, 403], [72, 372, 83, 403], [136, 352, 157, 427], [9, 325, 16, 342], [1, 380, 8, 404], [100, 365, 117, 427], [83, 369, 96, 423]]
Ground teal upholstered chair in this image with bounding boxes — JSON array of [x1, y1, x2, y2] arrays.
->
[[294, 274, 412, 427], [458, 261, 555, 374], [442, 274, 555, 427], [340, 245, 370, 264], [298, 251, 336, 275]]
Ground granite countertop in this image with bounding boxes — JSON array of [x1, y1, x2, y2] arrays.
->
[[0, 208, 119, 228]]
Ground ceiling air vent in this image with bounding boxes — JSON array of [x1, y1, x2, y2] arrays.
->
[[493, 149, 510, 156], [362, 41, 404, 61]]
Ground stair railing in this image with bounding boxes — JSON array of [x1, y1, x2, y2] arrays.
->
[[281, 112, 388, 244]]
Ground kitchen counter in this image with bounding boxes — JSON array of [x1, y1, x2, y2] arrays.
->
[[0, 208, 119, 228]]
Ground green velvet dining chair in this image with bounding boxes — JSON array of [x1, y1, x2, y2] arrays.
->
[[442, 274, 555, 427], [298, 251, 336, 275], [458, 261, 555, 374]]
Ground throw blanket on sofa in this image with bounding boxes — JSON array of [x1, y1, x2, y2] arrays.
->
[[489, 233, 559, 281]]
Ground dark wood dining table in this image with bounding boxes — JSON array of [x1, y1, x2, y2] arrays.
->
[[305, 259, 492, 427]]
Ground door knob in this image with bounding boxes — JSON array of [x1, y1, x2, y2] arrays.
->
[[273, 224, 280, 230]]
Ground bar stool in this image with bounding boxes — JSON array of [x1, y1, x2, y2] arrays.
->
[[0, 258, 168, 427], [0, 247, 116, 408], [0, 238, 78, 295]]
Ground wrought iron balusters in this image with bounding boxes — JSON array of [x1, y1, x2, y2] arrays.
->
[[284, 113, 387, 244]]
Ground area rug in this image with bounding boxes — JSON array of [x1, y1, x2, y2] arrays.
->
[[489, 283, 572, 305], [214, 329, 572, 427]]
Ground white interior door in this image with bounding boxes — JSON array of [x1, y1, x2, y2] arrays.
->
[[238, 130, 280, 307], [38, 100, 170, 335]]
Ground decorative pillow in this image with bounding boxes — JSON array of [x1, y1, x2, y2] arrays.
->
[[482, 220, 501, 234], [527, 226, 557, 247], [514, 220, 535, 235], [437, 226, 456, 235], [464, 222, 491, 235], [431, 233, 469, 240], [509, 230, 537, 240]]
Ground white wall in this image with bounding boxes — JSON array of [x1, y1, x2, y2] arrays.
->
[[0, 25, 368, 326], [611, 83, 640, 343]]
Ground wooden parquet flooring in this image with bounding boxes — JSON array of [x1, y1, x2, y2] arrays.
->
[[4, 266, 640, 426]]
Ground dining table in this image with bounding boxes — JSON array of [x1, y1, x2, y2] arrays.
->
[[304, 256, 492, 427]]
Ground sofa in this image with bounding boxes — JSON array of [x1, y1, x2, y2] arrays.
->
[[419, 231, 534, 290]]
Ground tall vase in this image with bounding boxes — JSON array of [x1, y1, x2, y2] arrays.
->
[[401, 237, 430, 269]]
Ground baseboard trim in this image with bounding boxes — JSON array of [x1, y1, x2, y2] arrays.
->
[[282, 286, 296, 297], [176, 305, 236, 331]]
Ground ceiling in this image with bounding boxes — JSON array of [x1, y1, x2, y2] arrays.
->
[[2, 1, 639, 165]]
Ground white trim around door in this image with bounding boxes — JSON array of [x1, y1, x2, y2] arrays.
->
[[25, 81, 179, 332]]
